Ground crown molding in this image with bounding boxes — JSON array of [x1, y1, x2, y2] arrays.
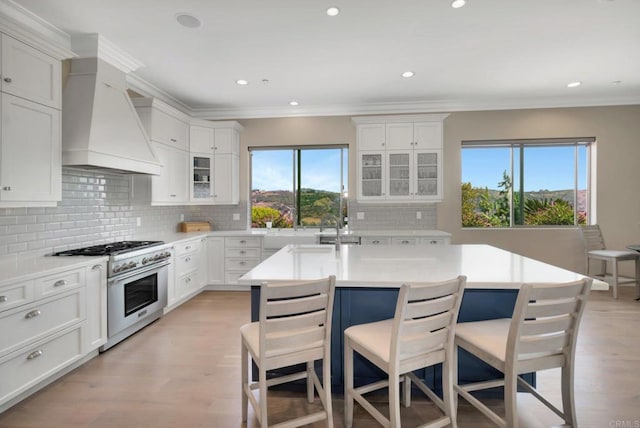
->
[[126, 73, 193, 115], [70, 33, 144, 73], [0, 0, 74, 59]]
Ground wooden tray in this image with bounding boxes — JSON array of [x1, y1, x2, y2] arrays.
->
[[180, 221, 211, 232]]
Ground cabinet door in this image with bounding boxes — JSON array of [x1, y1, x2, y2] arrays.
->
[[0, 94, 61, 203], [358, 151, 385, 200], [357, 124, 386, 150], [190, 153, 214, 202], [1, 35, 61, 109], [413, 122, 442, 150], [190, 125, 214, 153], [213, 153, 239, 204], [214, 128, 239, 154], [385, 123, 414, 150], [386, 150, 412, 199], [151, 143, 189, 204], [413, 150, 441, 200], [84, 262, 107, 351], [207, 237, 225, 285]]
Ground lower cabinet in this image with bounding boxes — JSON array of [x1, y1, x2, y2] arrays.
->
[[169, 238, 206, 308], [224, 237, 261, 286], [0, 260, 107, 410], [206, 237, 225, 286]]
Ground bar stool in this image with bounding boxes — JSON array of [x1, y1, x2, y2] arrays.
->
[[344, 276, 466, 428], [240, 276, 336, 427]]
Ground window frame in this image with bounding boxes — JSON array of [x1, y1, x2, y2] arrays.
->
[[461, 137, 594, 228], [249, 145, 349, 228]]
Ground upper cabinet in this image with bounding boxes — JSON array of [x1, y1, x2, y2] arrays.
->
[[132, 98, 190, 205], [353, 114, 448, 202], [189, 120, 243, 205], [0, 32, 68, 207]]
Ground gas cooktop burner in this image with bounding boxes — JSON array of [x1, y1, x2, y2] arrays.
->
[[53, 240, 164, 256]]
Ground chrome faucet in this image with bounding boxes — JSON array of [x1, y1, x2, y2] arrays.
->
[[320, 214, 342, 251]]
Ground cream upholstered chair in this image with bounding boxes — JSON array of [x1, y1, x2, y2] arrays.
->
[[344, 276, 466, 428], [241, 276, 336, 428], [454, 278, 592, 428], [580, 224, 639, 299]]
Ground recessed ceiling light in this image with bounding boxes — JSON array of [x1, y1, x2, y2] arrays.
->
[[236, 79, 248, 85], [451, 0, 466, 9], [326, 7, 340, 16], [567, 81, 582, 88], [401, 71, 415, 78], [289, 101, 299, 106], [175, 13, 201, 28]]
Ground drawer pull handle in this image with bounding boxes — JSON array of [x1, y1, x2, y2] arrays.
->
[[240, 250, 246, 254], [240, 261, 246, 265], [185, 246, 191, 250], [92, 264, 103, 270], [25, 309, 41, 319], [186, 277, 191, 283], [170, 138, 177, 142], [27, 350, 43, 360], [402, 240, 410, 244], [0, 295, 7, 302], [372, 240, 380, 244], [430, 240, 438, 245], [54, 280, 67, 287], [3, 77, 12, 83], [185, 257, 191, 262], [239, 240, 246, 244]]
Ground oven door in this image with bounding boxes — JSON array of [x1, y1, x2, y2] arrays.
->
[[107, 262, 168, 337]]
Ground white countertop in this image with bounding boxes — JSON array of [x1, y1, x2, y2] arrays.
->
[[239, 244, 606, 290], [0, 255, 109, 286]]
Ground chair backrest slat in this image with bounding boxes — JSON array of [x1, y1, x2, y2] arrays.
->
[[259, 276, 336, 362], [391, 276, 466, 365], [507, 278, 591, 364], [580, 225, 605, 252]]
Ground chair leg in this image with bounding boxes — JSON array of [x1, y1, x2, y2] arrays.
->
[[442, 356, 457, 427], [241, 340, 248, 422], [344, 338, 354, 428], [323, 355, 334, 428], [259, 365, 268, 427], [635, 258, 640, 300], [452, 344, 459, 420], [504, 370, 518, 428], [402, 374, 411, 408], [389, 369, 402, 428], [561, 365, 577, 426], [307, 361, 314, 403], [612, 260, 619, 299]]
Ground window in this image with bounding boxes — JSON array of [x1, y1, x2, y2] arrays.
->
[[461, 138, 592, 227], [250, 146, 348, 228]]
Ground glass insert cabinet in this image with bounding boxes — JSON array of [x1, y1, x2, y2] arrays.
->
[[191, 154, 213, 201]]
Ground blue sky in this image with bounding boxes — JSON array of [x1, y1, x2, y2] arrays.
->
[[252, 149, 347, 192], [462, 146, 587, 191]]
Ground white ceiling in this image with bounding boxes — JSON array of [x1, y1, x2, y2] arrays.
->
[[13, 0, 640, 119]]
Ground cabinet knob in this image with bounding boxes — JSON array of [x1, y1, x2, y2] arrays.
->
[[0, 296, 7, 302], [3, 77, 12, 83], [26, 350, 44, 360], [25, 309, 41, 319]]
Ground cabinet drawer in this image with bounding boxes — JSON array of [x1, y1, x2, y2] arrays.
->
[[0, 280, 34, 312], [225, 248, 261, 259], [225, 271, 249, 284], [361, 237, 391, 245], [174, 239, 202, 256], [0, 325, 83, 403], [175, 253, 199, 277], [225, 258, 260, 271], [37, 268, 84, 298], [150, 109, 189, 149], [0, 289, 84, 357], [176, 271, 200, 298], [420, 238, 445, 245], [225, 237, 261, 248], [391, 237, 418, 245]]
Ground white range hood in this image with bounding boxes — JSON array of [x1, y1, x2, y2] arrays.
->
[[62, 34, 162, 175]]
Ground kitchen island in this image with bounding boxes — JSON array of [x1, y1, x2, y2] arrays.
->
[[239, 244, 603, 393]]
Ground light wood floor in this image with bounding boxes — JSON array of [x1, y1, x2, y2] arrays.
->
[[0, 287, 638, 428]]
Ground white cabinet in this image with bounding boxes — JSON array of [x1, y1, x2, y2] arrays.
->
[[360, 234, 450, 246], [0, 260, 106, 409], [169, 238, 206, 309], [0, 34, 62, 207], [132, 98, 190, 205], [207, 237, 225, 285], [1, 94, 61, 204], [189, 121, 243, 205], [1, 34, 61, 109], [353, 114, 447, 202], [224, 237, 261, 286]]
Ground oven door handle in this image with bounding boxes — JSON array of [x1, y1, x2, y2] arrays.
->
[[108, 260, 170, 283]]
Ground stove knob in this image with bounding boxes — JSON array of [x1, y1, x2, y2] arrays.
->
[[127, 261, 137, 269], [153, 254, 161, 260], [141, 257, 149, 265], [113, 265, 121, 273], [164, 251, 171, 258]]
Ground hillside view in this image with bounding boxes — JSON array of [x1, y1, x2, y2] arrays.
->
[[251, 188, 344, 228]]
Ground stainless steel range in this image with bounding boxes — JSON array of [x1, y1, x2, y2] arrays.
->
[[54, 241, 171, 351]]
